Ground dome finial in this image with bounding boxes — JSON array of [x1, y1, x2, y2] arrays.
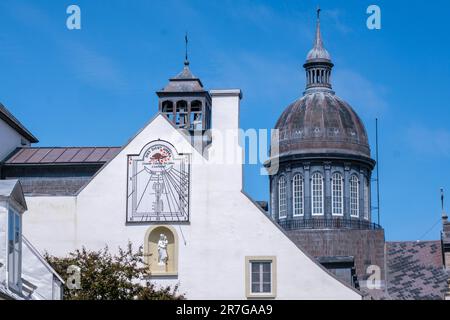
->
[[303, 7, 334, 93], [184, 32, 189, 66], [314, 6, 324, 51]]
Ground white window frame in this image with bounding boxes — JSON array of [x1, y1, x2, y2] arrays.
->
[[292, 174, 304, 217], [245, 256, 276, 299], [278, 176, 287, 219], [311, 173, 324, 216], [331, 173, 344, 216], [350, 175, 359, 217], [7, 204, 22, 293]]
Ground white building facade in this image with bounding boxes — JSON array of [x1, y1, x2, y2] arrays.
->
[[14, 77, 360, 299]]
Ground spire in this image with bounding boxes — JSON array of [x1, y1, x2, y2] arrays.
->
[[303, 8, 334, 94], [306, 6, 331, 61], [184, 32, 189, 66], [314, 7, 324, 51]]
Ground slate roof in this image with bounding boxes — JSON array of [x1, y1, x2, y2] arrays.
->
[[3, 147, 121, 165], [0, 103, 38, 143], [386, 241, 448, 300], [157, 64, 205, 93]]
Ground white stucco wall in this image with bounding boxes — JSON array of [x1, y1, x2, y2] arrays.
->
[[22, 92, 361, 300], [0, 119, 29, 161]]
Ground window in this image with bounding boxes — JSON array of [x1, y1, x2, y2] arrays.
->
[[350, 175, 359, 217], [246, 257, 276, 298], [292, 174, 304, 217], [278, 176, 287, 219], [8, 207, 22, 291], [364, 178, 370, 220], [190, 100, 203, 130], [176, 101, 188, 128], [332, 173, 344, 216], [311, 173, 324, 215], [162, 101, 174, 121]]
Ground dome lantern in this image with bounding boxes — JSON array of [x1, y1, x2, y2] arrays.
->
[[303, 7, 334, 94]]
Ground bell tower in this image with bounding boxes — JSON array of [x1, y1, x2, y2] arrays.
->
[[156, 36, 211, 134]]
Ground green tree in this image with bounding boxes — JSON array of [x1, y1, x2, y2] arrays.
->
[[44, 242, 184, 300]]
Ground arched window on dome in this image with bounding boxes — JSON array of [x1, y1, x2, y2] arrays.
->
[[311, 173, 324, 216], [364, 178, 370, 220], [331, 173, 344, 216], [278, 176, 287, 219], [350, 175, 359, 217], [292, 174, 304, 217]]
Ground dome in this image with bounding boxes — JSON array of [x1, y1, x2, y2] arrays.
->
[[306, 46, 331, 61], [275, 91, 371, 159]]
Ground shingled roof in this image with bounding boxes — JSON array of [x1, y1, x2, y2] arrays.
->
[[386, 241, 448, 300]]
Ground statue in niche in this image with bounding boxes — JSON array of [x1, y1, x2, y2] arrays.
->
[[157, 233, 169, 266]]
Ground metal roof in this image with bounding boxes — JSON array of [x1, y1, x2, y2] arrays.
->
[[0, 103, 38, 143], [4, 147, 121, 165]]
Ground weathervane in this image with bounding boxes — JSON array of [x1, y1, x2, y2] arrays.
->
[[317, 5, 321, 20]]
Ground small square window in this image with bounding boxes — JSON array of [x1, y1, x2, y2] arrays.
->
[[245, 256, 276, 298]]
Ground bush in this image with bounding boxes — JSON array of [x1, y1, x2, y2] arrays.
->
[[44, 242, 184, 300]]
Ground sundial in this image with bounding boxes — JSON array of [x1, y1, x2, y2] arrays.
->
[[127, 140, 190, 223]]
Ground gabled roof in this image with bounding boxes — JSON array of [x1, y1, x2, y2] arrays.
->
[[0, 103, 38, 143], [0, 179, 27, 211], [3, 147, 121, 165]]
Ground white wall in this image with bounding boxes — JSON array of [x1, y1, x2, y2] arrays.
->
[[23, 95, 361, 300], [0, 119, 29, 161]]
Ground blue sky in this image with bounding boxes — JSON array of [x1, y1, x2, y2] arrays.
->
[[1, 0, 449, 241]]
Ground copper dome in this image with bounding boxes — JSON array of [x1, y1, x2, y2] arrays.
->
[[275, 91, 371, 159]]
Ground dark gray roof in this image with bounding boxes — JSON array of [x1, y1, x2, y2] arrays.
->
[[4, 147, 121, 165], [0, 103, 38, 143], [386, 241, 448, 300], [274, 91, 371, 160], [158, 64, 205, 93]]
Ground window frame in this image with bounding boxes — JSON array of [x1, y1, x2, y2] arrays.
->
[[331, 172, 344, 216], [311, 172, 324, 216], [245, 256, 277, 299], [292, 174, 304, 217], [278, 176, 287, 219], [350, 175, 360, 217], [7, 203, 22, 293]]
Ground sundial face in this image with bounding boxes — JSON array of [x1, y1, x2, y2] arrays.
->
[[127, 141, 190, 223]]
